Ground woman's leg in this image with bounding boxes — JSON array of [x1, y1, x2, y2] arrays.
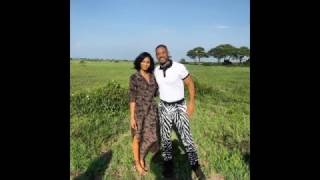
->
[[143, 141, 159, 170], [140, 158, 146, 171], [132, 135, 146, 175], [139, 105, 159, 171], [138, 137, 145, 170], [139, 140, 158, 171]]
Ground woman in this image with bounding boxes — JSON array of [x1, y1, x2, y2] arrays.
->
[[129, 52, 159, 176]]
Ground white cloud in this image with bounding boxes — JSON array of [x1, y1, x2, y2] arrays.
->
[[215, 25, 230, 29]]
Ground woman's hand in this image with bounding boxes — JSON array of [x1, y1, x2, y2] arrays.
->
[[131, 117, 137, 130], [130, 102, 137, 130]]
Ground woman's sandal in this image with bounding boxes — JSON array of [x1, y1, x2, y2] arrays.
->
[[133, 160, 146, 176]]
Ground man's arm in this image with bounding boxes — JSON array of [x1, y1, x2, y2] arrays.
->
[[183, 75, 195, 118]]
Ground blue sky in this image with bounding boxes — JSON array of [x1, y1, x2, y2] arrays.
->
[[71, 0, 250, 61]]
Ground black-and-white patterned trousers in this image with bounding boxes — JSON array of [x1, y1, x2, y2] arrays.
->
[[159, 99, 199, 166]]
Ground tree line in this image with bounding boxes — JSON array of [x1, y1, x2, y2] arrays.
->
[[186, 44, 250, 64]]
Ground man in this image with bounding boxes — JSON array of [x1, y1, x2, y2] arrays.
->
[[154, 44, 206, 179]]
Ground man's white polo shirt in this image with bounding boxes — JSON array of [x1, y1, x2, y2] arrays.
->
[[154, 61, 190, 103]]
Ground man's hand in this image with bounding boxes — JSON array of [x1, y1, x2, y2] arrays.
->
[[187, 101, 195, 118]]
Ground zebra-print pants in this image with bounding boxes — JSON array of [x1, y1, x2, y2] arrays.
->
[[159, 99, 199, 166]]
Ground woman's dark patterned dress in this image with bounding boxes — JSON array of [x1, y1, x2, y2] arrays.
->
[[129, 72, 159, 159]]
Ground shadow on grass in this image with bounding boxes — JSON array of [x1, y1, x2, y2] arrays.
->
[[73, 150, 112, 180], [243, 152, 250, 168], [150, 139, 193, 180]]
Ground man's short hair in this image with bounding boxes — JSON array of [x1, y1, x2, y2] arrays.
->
[[155, 44, 168, 52]]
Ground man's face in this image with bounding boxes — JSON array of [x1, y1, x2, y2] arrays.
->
[[156, 47, 169, 64]]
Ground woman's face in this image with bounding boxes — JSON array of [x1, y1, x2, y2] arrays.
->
[[140, 57, 151, 71]]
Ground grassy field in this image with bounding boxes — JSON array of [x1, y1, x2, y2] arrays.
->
[[70, 60, 250, 180]]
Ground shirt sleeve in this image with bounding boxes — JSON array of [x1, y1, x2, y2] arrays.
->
[[129, 75, 137, 103], [178, 64, 190, 80]]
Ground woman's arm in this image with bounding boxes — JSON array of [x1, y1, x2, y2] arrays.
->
[[130, 102, 137, 129], [154, 76, 159, 97], [129, 75, 138, 129]]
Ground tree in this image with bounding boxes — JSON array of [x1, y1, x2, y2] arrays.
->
[[223, 44, 237, 62], [208, 44, 236, 63], [208, 47, 222, 63], [179, 58, 186, 64], [229, 46, 240, 62], [187, 49, 197, 62], [186, 47, 208, 63], [237, 46, 250, 64]]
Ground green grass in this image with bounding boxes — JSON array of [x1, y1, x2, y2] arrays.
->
[[71, 60, 134, 92], [70, 60, 250, 180]]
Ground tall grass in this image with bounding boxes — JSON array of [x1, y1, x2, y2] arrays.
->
[[70, 81, 129, 173]]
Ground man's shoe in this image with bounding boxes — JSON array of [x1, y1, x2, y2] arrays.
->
[[191, 163, 206, 180], [162, 160, 174, 178]]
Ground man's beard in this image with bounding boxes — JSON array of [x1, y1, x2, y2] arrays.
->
[[159, 57, 168, 65]]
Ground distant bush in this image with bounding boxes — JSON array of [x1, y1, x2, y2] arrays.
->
[[243, 59, 250, 66], [188, 62, 200, 65], [202, 62, 217, 66], [79, 60, 85, 64]]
